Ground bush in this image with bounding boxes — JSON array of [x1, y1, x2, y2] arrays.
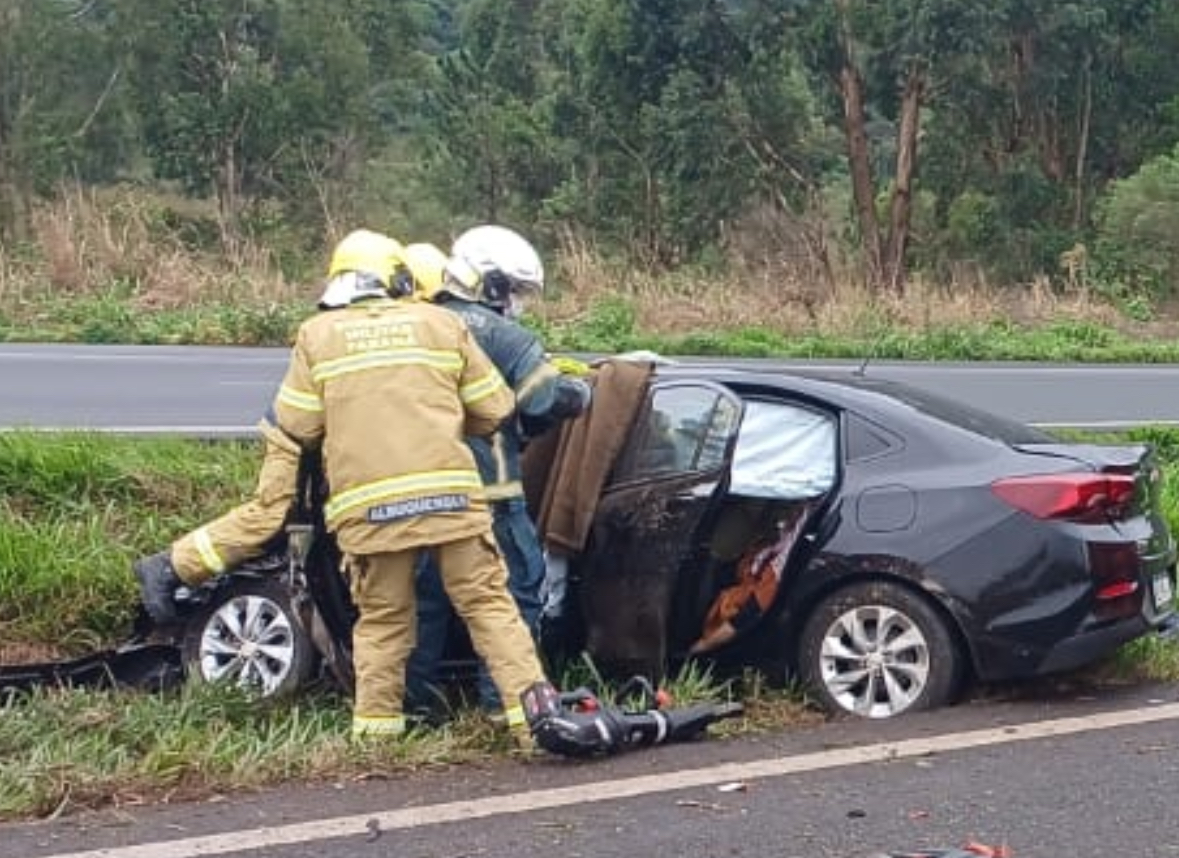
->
[[1093, 143, 1179, 299]]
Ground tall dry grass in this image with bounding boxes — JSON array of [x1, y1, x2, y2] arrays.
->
[[538, 222, 1137, 341], [2, 185, 308, 310], [0, 188, 1162, 342]]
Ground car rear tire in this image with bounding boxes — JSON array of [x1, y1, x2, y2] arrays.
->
[[182, 577, 315, 698], [799, 581, 961, 719]]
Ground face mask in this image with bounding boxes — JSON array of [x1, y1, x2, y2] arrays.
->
[[504, 293, 527, 320]]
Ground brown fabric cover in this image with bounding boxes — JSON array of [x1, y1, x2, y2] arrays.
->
[[522, 359, 653, 554]]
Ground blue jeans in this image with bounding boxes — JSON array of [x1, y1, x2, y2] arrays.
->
[[405, 499, 545, 713]]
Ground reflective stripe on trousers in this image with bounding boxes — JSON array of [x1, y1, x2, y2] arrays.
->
[[351, 713, 406, 738]]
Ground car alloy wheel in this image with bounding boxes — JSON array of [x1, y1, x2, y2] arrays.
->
[[799, 581, 961, 719], [182, 577, 314, 698]]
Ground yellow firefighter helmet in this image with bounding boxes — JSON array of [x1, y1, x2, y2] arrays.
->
[[319, 230, 407, 308], [399, 242, 450, 301]]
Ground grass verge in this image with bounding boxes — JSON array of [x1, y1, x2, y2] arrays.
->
[[0, 665, 815, 823]]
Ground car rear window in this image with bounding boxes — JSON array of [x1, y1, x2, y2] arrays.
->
[[859, 378, 1055, 444]]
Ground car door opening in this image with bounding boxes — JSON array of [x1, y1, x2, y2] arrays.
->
[[681, 399, 838, 656]]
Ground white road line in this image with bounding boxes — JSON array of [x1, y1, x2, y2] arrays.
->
[[39, 701, 1179, 858], [0, 426, 259, 435], [1032, 420, 1179, 429], [4, 421, 1173, 435], [0, 353, 286, 363]]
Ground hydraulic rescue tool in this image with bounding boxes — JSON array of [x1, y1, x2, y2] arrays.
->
[[521, 675, 743, 757]]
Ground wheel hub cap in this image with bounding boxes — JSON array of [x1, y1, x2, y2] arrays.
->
[[818, 604, 932, 718]]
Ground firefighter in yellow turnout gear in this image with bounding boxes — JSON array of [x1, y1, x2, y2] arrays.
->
[[134, 231, 446, 616], [270, 235, 546, 741]]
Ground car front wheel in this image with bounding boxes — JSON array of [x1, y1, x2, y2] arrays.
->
[[798, 581, 962, 719], [182, 577, 315, 698]]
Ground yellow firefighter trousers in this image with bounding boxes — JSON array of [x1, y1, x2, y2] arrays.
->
[[348, 532, 545, 736], [171, 427, 302, 585]]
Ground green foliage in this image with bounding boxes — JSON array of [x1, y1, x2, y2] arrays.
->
[[116, 0, 425, 241], [5, 0, 1179, 288], [0, 1, 135, 233], [534, 0, 793, 263], [1094, 143, 1179, 299], [541, 295, 640, 352], [0, 289, 308, 346], [418, 31, 561, 226], [945, 190, 1000, 255]]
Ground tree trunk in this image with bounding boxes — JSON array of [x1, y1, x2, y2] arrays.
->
[[1010, 31, 1034, 154], [0, 110, 30, 242], [833, 0, 883, 289], [216, 139, 242, 254], [1073, 52, 1093, 230], [1038, 105, 1065, 183], [0, 130, 14, 240], [883, 66, 925, 295], [839, 62, 883, 290]]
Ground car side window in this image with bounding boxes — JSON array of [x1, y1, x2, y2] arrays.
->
[[845, 412, 902, 462], [625, 385, 742, 480], [728, 399, 837, 498]]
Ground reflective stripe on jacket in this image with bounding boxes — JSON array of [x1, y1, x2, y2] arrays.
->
[[273, 297, 513, 554]]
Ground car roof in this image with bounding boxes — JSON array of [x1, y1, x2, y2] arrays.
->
[[648, 360, 1055, 445]]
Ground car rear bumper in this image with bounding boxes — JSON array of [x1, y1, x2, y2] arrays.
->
[[974, 564, 1177, 680], [1035, 612, 1156, 674]]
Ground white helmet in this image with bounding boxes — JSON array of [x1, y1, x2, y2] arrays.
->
[[443, 224, 545, 318]]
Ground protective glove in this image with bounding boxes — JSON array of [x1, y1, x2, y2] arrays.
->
[[549, 354, 593, 377]]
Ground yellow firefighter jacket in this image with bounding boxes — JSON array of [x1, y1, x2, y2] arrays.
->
[[272, 296, 513, 555]]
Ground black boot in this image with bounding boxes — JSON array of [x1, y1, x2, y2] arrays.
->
[[133, 551, 183, 623]]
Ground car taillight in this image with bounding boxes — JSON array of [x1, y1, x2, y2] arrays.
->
[[1088, 542, 1142, 621], [990, 473, 1136, 523]]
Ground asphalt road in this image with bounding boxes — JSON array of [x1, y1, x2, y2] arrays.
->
[[4, 343, 1179, 432], [4, 681, 1178, 858]]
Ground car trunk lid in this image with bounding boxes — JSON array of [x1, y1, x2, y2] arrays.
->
[[1009, 441, 1160, 518]]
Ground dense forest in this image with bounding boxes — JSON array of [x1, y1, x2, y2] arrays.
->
[[4, 0, 1179, 299]]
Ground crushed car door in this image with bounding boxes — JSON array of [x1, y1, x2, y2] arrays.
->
[[577, 380, 744, 679]]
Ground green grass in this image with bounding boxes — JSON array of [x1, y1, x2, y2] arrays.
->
[[9, 287, 1179, 364], [0, 291, 309, 346], [3, 427, 1179, 821], [0, 432, 260, 653], [0, 664, 764, 822], [540, 318, 1179, 363]]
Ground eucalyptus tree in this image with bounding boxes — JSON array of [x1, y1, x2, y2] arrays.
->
[[532, 0, 831, 266], [789, 0, 1004, 291], [116, 0, 423, 247], [418, 0, 564, 229], [919, 0, 1174, 280], [0, 0, 133, 239]]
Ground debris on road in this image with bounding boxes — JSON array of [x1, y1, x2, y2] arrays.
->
[[675, 798, 726, 812], [866, 844, 1014, 858], [364, 817, 381, 842]]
